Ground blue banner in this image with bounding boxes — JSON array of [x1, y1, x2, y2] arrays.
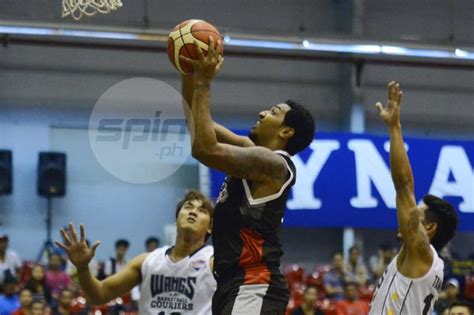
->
[[209, 132, 474, 231]]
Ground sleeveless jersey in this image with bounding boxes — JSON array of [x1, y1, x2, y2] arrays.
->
[[139, 245, 216, 315], [212, 150, 296, 289], [369, 245, 444, 315]]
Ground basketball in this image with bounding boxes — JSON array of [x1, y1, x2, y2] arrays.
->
[[167, 19, 224, 75]]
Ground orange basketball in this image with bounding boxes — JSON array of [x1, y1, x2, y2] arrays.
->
[[167, 19, 224, 75]]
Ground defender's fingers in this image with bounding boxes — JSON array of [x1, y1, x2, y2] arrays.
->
[[60, 228, 73, 245], [375, 102, 384, 114], [69, 223, 79, 243], [54, 241, 69, 253], [397, 91, 403, 105], [80, 224, 85, 242], [90, 241, 101, 256]]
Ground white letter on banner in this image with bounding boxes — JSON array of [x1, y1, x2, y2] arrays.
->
[[348, 139, 396, 208], [428, 146, 474, 213], [287, 140, 340, 210]]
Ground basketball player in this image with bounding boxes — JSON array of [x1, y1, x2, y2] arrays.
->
[[368, 82, 458, 314], [181, 38, 315, 314], [55, 190, 216, 315]]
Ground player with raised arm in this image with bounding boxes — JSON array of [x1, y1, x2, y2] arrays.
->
[[55, 190, 216, 315], [369, 82, 458, 314], [181, 38, 315, 315]]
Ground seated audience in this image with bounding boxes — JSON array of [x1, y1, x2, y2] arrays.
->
[[335, 282, 369, 315], [30, 300, 46, 315], [45, 254, 72, 300], [145, 237, 160, 253], [369, 243, 395, 282], [291, 285, 324, 315], [11, 289, 32, 315], [50, 289, 75, 315], [323, 251, 347, 301], [435, 278, 461, 315], [344, 246, 369, 287], [448, 301, 473, 315], [0, 235, 21, 287], [24, 265, 52, 304], [0, 275, 19, 315]]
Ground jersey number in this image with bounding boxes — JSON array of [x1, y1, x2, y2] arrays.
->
[[158, 312, 181, 315], [422, 293, 434, 315]]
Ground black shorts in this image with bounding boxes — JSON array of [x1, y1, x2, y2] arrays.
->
[[212, 272, 289, 315]]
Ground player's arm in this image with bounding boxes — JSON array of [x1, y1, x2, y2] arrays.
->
[[376, 82, 432, 264], [85, 253, 147, 304], [55, 224, 146, 305], [182, 38, 287, 184], [181, 75, 254, 147]]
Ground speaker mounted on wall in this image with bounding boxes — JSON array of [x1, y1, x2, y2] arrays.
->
[[0, 150, 12, 195], [37, 152, 66, 197]]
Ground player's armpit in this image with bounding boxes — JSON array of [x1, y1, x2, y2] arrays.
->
[[195, 144, 288, 184]]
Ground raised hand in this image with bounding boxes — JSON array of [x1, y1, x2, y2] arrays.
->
[[180, 36, 224, 84], [375, 81, 403, 127], [55, 223, 100, 270]]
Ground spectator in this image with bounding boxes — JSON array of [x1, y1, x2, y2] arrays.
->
[[103, 239, 137, 310], [45, 254, 72, 299], [435, 278, 461, 315], [335, 282, 369, 315], [30, 300, 46, 315], [0, 275, 19, 315], [24, 265, 52, 304], [50, 289, 74, 315], [145, 237, 160, 253], [448, 301, 473, 315], [344, 246, 369, 287], [0, 235, 21, 286], [291, 285, 324, 315], [104, 239, 130, 277], [369, 243, 394, 282], [11, 289, 32, 315], [323, 251, 346, 301]]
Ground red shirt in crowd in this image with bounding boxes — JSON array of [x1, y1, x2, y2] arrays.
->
[[11, 309, 27, 315], [335, 299, 369, 315]]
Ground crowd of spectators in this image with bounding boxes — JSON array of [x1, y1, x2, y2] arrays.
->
[[0, 234, 160, 315]]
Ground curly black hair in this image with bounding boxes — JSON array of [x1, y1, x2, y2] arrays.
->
[[282, 100, 316, 155]]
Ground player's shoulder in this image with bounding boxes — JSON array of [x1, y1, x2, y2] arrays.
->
[[142, 246, 171, 263], [193, 244, 214, 258]]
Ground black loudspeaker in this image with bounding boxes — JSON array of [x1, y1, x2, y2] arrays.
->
[[37, 152, 66, 197], [0, 150, 12, 195]]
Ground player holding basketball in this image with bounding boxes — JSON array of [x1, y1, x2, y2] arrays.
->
[[181, 38, 315, 314], [55, 190, 216, 315], [368, 82, 458, 314]]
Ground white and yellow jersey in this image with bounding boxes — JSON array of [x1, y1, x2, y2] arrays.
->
[[369, 245, 444, 315], [139, 245, 216, 315]]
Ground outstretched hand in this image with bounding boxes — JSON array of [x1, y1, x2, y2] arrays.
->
[[55, 223, 100, 270], [180, 36, 223, 84], [375, 81, 403, 127]]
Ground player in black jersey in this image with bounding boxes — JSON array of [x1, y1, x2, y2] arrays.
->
[[181, 37, 315, 315]]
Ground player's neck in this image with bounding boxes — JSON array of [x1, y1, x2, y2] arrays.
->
[[171, 234, 205, 261]]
